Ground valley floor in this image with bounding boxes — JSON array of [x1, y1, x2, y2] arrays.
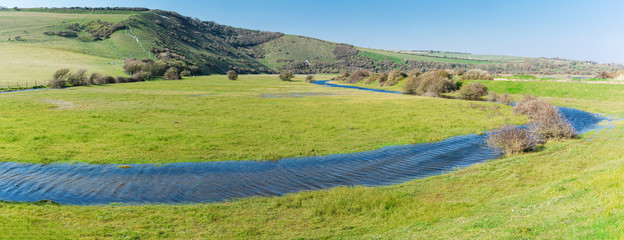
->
[[1, 75, 623, 239]]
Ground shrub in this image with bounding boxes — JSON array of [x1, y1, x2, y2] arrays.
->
[[335, 71, 350, 81], [374, 72, 388, 85], [67, 69, 87, 86], [486, 126, 538, 155], [49, 79, 67, 88], [180, 70, 191, 77], [227, 70, 238, 80], [346, 70, 369, 83], [382, 70, 407, 86], [305, 75, 314, 83], [53, 68, 71, 81], [116, 76, 129, 83], [488, 92, 514, 105], [87, 73, 101, 85], [456, 82, 488, 99], [96, 76, 115, 85], [133, 71, 152, 81], [402, 75, 420, 95], [597, 71, 615, 79], [514, 95, 576, 141], [404, 69, 456, 97], [279, 71, 294, 81], [164, 67, 181, 80], [365, 73, 379, 84], [462, 69, 493, 80]]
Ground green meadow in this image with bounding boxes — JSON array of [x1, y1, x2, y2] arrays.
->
[[0, 11, 148, 86], [0, 75, 522, 164], [0, 76, 622, 239]]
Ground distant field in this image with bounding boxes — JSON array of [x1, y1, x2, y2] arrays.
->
[[0, 44, 124, 87], [358, 48, 501, 64], [0, 75, 522, 164], [0, 11, 152, 86], [398, 50, 528, 62]]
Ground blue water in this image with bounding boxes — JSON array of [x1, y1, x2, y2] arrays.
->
[[311, 80, 403, 94], [0, 88, 46, 94], [0, 82, 609, 205]]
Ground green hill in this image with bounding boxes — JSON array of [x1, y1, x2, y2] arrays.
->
[[1, 7, 621, 87]]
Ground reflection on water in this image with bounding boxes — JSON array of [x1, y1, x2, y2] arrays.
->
[[0, 82, 609, 205]]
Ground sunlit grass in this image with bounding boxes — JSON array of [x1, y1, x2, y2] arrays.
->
[[0, 75, 522, 164]]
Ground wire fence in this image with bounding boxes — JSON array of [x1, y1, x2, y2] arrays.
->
[[0, 80, 45, 89]]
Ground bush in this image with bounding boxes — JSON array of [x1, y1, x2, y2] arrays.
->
[[335, 71, 350, 81], [87, 73, 101, 85], [456, 82, 488, 99], [373, 72, 388, 85], [49, 79, 67, 88], [485, 126, 538, 155], [116, 76, 129, 83], [227, 70, 238, 80], [382, 70, 407, 86], [514, 95, 576, 141], [180, 70, 191, 77], [305, 75, 314, 83], [488, 92, 514, 105], [133, 71, 152, 81], [164, 67, 181, 80], [403, 69, 456, 97], [462, 69, 493, 80], [67, 69, 87, 86], [279, 71, 294, 81], [346, 70, 369, 83], [402, 75, 420, 95], [365, 73, 379, 84], [95, 76, 115, 85]]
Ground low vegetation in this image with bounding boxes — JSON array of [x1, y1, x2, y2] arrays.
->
[[402, 69, 457, 97], [485, 126, 537, 155], [487, 91, 514, 105], [461, 69, 493, 80], [456, 82, 488, 99], [227, 70, 238, 80], [486, 95, 576, 155], [279, 71, 294, 81]]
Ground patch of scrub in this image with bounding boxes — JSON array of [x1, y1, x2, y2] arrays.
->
[[41, 99, 77, 110]]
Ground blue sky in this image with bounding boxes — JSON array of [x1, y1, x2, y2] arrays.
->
[[4, 0, 624, 63]]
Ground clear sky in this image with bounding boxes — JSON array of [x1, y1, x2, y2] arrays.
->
[[4, 0, 624, 63]]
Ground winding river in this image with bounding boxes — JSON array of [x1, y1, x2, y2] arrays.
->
[[0, 82, 609, 205]]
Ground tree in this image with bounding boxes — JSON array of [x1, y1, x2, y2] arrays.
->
[[164, 67, 181, 80], [279, 71, 294, 81], [227, 70, 238, 80]]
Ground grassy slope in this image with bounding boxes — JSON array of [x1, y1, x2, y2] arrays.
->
[[0, 11, 147, 86], [0, 75, 521, 164], [0, 87, 622, 239], [257, 35, 338, 68]]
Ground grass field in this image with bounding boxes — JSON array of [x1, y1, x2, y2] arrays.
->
[[358, 48, 501, 64], [0, 11, 151, 86], [0, 43, 124, 87], [473, 80, 624, 116], [0, 89, 620, 239], [398, 50, 528, 62], [0, 75, 522, 164]]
